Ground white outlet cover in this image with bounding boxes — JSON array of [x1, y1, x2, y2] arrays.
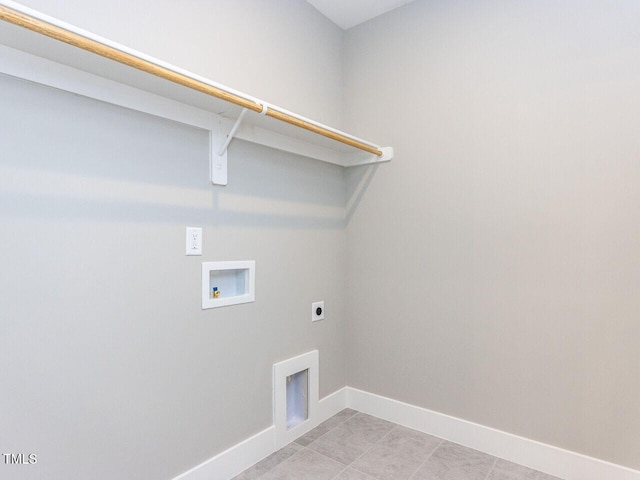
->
[[312, 301, 324, 322], [186, 227, 202, 255]]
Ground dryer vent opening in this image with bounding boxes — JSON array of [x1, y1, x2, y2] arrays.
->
[[273, 350, 319, 449], [286, 369, 309, 429]]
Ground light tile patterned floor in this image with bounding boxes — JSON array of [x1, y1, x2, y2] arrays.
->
[[233, 409, 563, 480]]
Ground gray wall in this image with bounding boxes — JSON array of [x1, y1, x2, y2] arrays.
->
[[18, 0, 345, 127], [345, 0, 640, 470], [5, 0, 640, 476], [0, 1, 347, 479]]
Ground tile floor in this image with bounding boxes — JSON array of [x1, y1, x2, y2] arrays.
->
[[233, 409, 563, 480]]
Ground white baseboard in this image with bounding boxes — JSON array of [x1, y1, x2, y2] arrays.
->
[[172, 387, 347, 480], [346, 387, 640, 480], [173, 385, 639, 480], [172, 425, 275, 480], [317, 386, 348, 421]]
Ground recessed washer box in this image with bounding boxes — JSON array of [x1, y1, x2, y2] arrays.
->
[[202, 261, 255, 309]]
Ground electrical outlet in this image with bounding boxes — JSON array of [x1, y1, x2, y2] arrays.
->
[[312, 301, 324, 322], [186, 227, 202, 255]]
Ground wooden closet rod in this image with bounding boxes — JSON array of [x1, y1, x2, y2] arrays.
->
[[0, 4, 384, 157]]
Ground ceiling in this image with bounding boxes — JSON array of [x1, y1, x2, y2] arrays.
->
[[306, 0, 415, 30]]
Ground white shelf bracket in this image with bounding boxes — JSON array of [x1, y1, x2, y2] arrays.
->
[[379, 146, 394, 162], [346, 146, 394, 167], [210, 108, 250, 186], [0, 3, 394, 186]]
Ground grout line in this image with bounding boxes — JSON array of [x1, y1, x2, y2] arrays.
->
[[334, 427, 396, 478], [251, 444, 305, 480], [351, 422, 398, 463], [325, 414, 398, 480], [236, 409, 561, 480], [407, 439, 444, 480], [341, 419, 410, 477], [328, 409, 360, 431], [305, 411, 376, 479], [329, 467, 349, 479], [482, 457, 499, 480], [305, 442, 367, 480], [297, 408, 359, 448]]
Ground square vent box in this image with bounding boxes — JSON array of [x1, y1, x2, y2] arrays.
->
[[273, 350, 319, 449], [202, 261, 255, 309]]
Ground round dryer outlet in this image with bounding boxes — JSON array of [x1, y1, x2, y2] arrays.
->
[[311, 301, 324, 321]]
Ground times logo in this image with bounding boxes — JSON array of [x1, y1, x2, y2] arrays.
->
[[3, 453, 37, 465]]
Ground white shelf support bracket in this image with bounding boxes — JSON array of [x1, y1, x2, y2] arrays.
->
[[379, 146, 394, 162], [346, 146, 394, 167], [210, 108, 250, 186]]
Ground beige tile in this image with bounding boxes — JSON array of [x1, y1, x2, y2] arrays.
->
[[232, 443, 303, 480], [351, 444, 427, 480], [296, 409, 359, 447], [350, 426, 442, 480], [260, 448, 344, 480], [325, 408, 359, 427], [412, 441, 496, 480], [345, 413, 396, 436], [235, 412, 560, 480], [307, 413, 395, 464], [378, 425, 442, 451], [488, 459, 563, 480], [333, 467, 379, 480]]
